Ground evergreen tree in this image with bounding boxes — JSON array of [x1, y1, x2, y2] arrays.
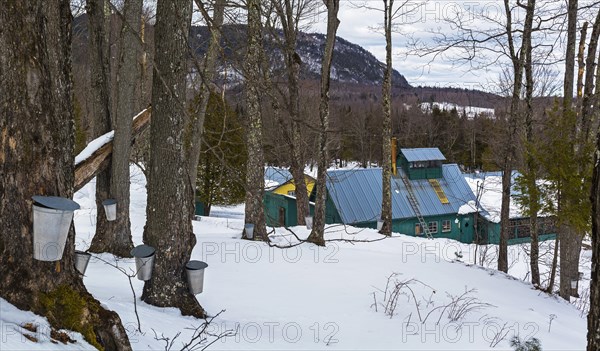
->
[[195, 93, 247, 215]]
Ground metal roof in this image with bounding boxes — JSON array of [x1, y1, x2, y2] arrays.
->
[[264, 167, 293, 185], [400, 148, 446, 162], [326, 165, 485, 224]]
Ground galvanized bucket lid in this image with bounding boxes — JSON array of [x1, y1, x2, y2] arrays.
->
[[32, 196, 80, 211], [131, 244, 155, 258], [102, 199, 117, 206], [186, 260, 208, 270]]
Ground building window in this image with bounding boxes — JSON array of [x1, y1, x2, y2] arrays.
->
[[287, 190, 295, 196], [428, 221, 438, 233], [442, 220, 451, 232], [415, 223, 423, 235]]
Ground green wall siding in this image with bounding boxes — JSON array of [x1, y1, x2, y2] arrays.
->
[[353, 213, 476, 242], [397, 155, 443, 180], [194, 199, 205, 216], [264, 192, 316, 227], [485, 221, 556, 245]]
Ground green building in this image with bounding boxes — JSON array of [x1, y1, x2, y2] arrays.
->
[[263, 148, 556, 245]]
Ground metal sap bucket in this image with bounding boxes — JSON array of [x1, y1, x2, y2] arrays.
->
[[377, 219, 384, 231], [32, 196, 80, 261], [244, 223, 255, 240], [102, 199, 117, 221], [131, 245, 155, 281], [185, 260, 208, 294], [74, 250, 91, 275], [305, 216, 313, 230]]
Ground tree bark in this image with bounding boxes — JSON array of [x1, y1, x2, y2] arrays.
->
[[142, 0, 205, 318], [587, 112, 600, 350], [186, 0, 225, 181], [244, 0, 268, 241], [91, 0, 143, 257], [380, 0, 393, 236], [521, 0, 540, 287], [498, 0, 525, 273], [0, 2, 131, 349], [559, 0, 580, 301], [306, 0, 340, 246], [87, 0, 114, 254], [273, 0, 311, 226]]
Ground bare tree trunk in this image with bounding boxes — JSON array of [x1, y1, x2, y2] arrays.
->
[[244, 0, 268, 241], [142, 0, 205, 318], [380, 0, 393, 236], [306, 0, 340, 246], [186, 0, 225, 180], [559, 0, 580, 301], [87, 0, 114, 254], [521, 0, 540, 287], [498, 0, 525, 273], [587, 109, 600, 350], [547, 235, 559, 293], [0, 2, 131, 349], [92, 0, 142, 257], [275, 0, 311, 226]]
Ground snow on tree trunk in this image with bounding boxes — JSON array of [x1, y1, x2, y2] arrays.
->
[[141, 0, 205, 318], [243, 0, 268, 241], [0, 2, 131, 349], [306, 0, 340, 246]]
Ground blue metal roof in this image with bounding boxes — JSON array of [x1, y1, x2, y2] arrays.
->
[[326, 165, 483, 224], [264, 167, 293, 185], [400, 148, 446, 162]]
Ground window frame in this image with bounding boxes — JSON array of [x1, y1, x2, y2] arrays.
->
[[428, 221, 438, 233], [415, 223, 423, 235], [442, 219, 451, 233]]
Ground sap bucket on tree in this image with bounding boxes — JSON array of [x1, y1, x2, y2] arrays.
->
[[185, 260, 208, 294], [244, 223, 255, 240], [131, 244, 155, 281], [74, 250, 91, 275], [305, 216, 313, 230], [102, 199, 117, 221], [32, 195, 80, 261], [377, 219, 384, 231]]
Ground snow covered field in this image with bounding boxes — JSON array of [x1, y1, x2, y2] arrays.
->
[[1, 166, 590, 350]]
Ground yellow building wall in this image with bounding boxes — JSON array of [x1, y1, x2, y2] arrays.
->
[[273, 176, 315, 197]]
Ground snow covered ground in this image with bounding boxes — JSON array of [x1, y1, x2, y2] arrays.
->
[[1, 166, 591, 350], [419, 102, 496, 119]]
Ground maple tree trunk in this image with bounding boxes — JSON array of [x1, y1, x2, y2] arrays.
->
[[380, 0, 393, 236], [186, 0, 225, 181], [587, 118, 600, 349], [306, 0, 340, 246], [93, 0, 143, 258], [559, 0, 581, 301], [142, 0, 205, 318], [498, 0, 526, 273], [87, 0, 114, 254], [0, 2, 131, 349], [244, 0, 268, 241]]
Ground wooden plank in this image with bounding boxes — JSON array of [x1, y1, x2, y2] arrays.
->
[[74, 107, 151, 192]]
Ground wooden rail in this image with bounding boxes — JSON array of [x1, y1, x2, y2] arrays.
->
[[74, 107, 151, 192]]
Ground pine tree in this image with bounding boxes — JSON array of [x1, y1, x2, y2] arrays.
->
[[195, 93, 247, 215]]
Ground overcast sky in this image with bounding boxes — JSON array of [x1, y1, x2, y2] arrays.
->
[[308, 0, 600, 94], [309, 1, 514, 92], [139, 0, 597, 95]]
